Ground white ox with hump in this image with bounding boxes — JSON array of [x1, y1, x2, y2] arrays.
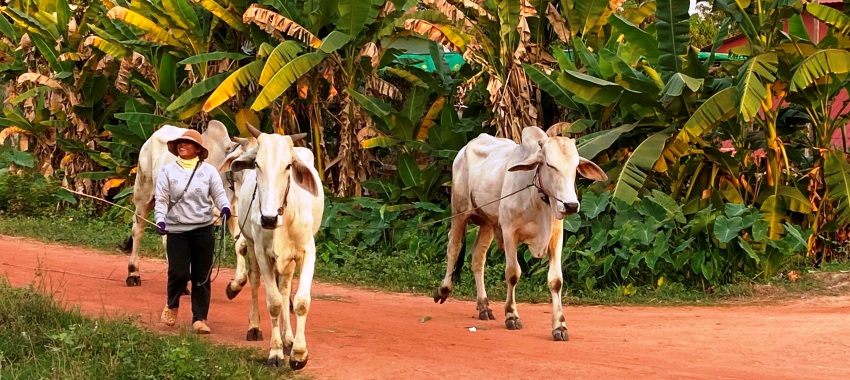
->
[[123, 120, 237, 286], [227, 124, 323, 369], [434, 126, 607, 341]]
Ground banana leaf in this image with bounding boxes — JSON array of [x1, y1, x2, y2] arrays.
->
[[203, 60, 264, 112], [613, 130, 671, 204], [789, 49, 850, 92], [179, 52, 250, 65], [166, 71, 231, 112], [252, 52, 326, 111], [736, 52, 777, 121]]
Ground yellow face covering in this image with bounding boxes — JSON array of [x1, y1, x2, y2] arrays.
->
[[177, 157, 199, 169]]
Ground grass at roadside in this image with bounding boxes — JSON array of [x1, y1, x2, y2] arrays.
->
[[1, 212, 845, 307], [0, 277, 296, 380]]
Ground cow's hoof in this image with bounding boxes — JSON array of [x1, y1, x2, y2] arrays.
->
[[225, 284, 241, 300], [552, 327, 569, 341], [126, 276, 141, 287], [433, 286, 451, 304], [246, 328, 263, 341], [505, 317, 523, 330], [267, 355, 284, 367], [478, 309, 495, 320], [289, 357, 308, 371]]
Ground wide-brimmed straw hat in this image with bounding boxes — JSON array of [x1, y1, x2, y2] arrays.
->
[[167, 129, 208, 160]]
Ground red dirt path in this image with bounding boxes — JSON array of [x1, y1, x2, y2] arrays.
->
[[2, 234, 850, 379]]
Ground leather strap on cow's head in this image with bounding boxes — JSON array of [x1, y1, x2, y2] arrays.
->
[[534, 167, 551, 205], [276, 178, 291, 216], [533, 167, 571, 207], [256, 164, 294, 222]]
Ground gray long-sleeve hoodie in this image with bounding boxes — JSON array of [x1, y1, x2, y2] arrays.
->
[[154, 161, 231, 233]]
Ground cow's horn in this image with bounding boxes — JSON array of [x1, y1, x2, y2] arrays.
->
[[290, 133, 307, 142], [246, 122, 261, 138]]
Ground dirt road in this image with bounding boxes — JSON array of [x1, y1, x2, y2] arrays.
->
[[1, 234, 849, 379]]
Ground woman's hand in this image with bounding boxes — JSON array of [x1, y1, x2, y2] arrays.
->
[[156, 222, 168, 235], [221, 207, 231, 218]]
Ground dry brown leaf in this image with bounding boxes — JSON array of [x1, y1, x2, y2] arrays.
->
[[102, 178, 126, 195], [379, 1, 396, 18], [58, 52, 86, 61], [0, 127, 27, 143], [422, 0, 475, 29], [610, 0, 626, 11], [358, 42, 381, 68], [17, 72, 62, 89], [366, 75, 401, 101], [297, 76, 309, 99], [402, 19, 461, 52], [546, 3, 570, 43], [460, 0, 496, 21], [322, 65, 337, 99], [60, 153, 77, 167], [356, 125, 380, 142], [243, 4, 321, 48], [519, 0, 537, 17], [787, 270, 800, 282]]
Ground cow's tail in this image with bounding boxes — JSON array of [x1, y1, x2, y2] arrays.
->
[[121, 235, 133, 254], [451, 238, 466, 284]]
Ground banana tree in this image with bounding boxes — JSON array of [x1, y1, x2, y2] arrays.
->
[[345, 42, 468, 202], [778, 2, 850, 260], [674, 0, 850, 258], [205, 0, 412, 196], [400, 0, 546, 141], [0, 0, 130, 195], [525, 0, 718, 206], [103, 0, 249, 123]]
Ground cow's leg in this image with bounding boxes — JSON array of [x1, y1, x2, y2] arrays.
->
[[434, 217, 468, 303], [548, 227, 568, 341], [245, 246, 263, 341], [289, 242, 315, 370], [471, 224, 495, 320], [226, 236, 248, 300], [503, 234, 522, 330], [255, 244, 285, 367], [126, 199, 151, 287], [277, 259, 296, 361]]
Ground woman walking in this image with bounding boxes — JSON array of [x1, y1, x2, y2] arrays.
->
[[155, 129, 231, 334]]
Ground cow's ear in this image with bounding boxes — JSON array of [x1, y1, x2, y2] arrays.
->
[[577, 157, 608, 181], [291, 157, 319, 197], [230, 148, 257, 172], [508, 152, 544, 172]]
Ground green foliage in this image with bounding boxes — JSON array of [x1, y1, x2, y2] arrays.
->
[[0, 173, 69, 217], [0, 279, 290, 379], [564, 190, 811, 289]]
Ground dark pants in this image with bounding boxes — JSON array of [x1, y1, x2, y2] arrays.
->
[[165, 224, 214, 322]]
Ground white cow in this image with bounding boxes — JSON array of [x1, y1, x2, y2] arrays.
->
[[123, 121, 236, 286], [228, 125, 323, 369], [433, 126, 607, 341]]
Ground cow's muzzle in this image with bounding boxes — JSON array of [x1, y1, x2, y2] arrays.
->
[[260, 215, 278, 229], [563, 202, 579, 215]]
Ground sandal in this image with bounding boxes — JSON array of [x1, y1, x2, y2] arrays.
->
[[193, 320, 211, 334], [161, 307, 178, 327]]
